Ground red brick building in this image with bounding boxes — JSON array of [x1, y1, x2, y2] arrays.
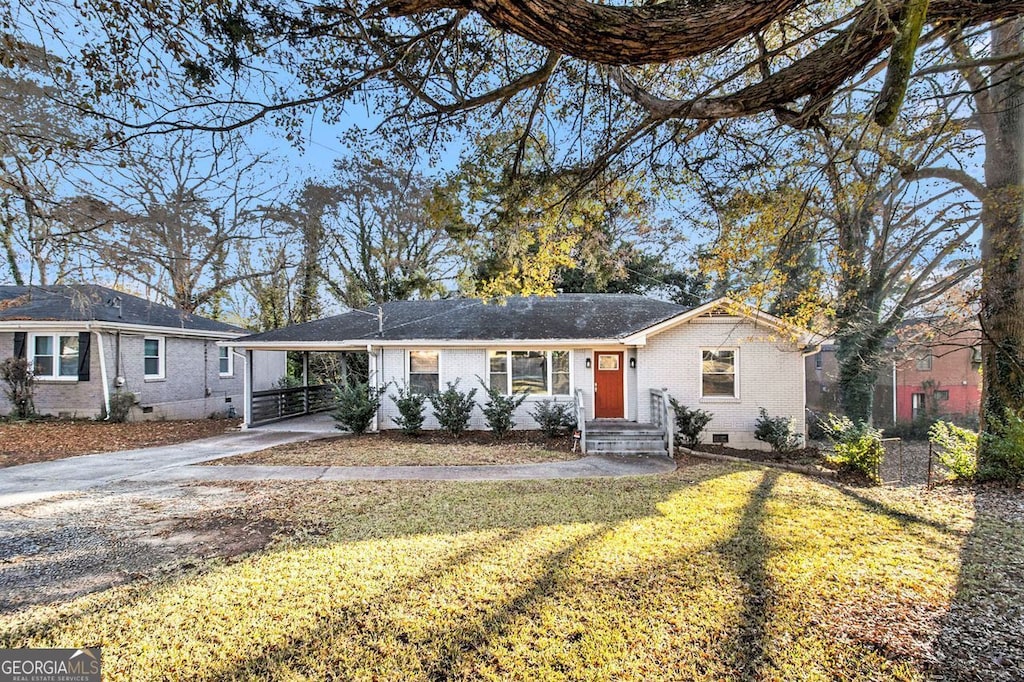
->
[[894, 327, 982, 424]]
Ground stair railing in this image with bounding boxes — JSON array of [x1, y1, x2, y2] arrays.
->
[[573, 387, 587, 454], [649, 388, 674, 459]]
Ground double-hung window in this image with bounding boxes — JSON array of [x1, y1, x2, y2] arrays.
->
[[408, 350, 440, 393], [219, 346, 233, 377], [488, 350, 570, 396], [701, 349, 737, 398], [31, 334, 79, 380], [144, 337, 165, 379]]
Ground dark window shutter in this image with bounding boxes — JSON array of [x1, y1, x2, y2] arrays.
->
[[13, 332, 26, 359], [77, 331, 91, 381]]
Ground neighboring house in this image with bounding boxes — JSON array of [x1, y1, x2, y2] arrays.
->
[[805, 325, 982, 426], [805, 342, 896, 426], [0, 285, 285, 420], [895, 327, 982, 424], [230, 294, 819, 452]]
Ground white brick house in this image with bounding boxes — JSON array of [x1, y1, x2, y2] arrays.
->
[[230, 295, 819, 451]]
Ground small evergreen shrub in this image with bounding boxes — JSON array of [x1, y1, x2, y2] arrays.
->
[[332, 381, 386, 434], [822, 414, 884, 484], [530, 400, 577, 438], [0, 357, 35, 419], [107, 391, 136, 423], [928, 420, 978, 482], [754, 407, 803, 452], [479, 380, 528, 440], [391, 384, 428, 436], [980, 409, 1024, 483], [668, 398, 713, 447], [429, 380, 477, 437]]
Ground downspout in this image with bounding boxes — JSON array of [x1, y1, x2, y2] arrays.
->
[[93, 325, 111, 419], [892, 359, 898, 425], [232, 349, 250, 429]]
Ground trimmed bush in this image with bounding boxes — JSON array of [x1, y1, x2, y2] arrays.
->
[[530, 400, 577, 438], [0, 357, 35, 419], [980, 409, 1024, 483], [479, 380, 528, 440], [822, 414, 884, 484], [928, 420, 978, 482], [754, 407, 802, 452], [391, 384, 428, 436], [107, 391, 136, 423], [668, 399, 712, 447], [429, 380, 477, 437], [333, 381, 386, 434]]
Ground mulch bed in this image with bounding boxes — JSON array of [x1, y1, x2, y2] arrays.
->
[[377, 429, 576, 451], [0, 418, 242, 467], [692, 444, 825, 466]]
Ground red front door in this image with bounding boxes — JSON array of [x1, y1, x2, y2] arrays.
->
[[594, 351, 624, 418]]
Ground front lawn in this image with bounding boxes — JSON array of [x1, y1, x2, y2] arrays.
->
[[0, 418, 242, 467], [2, 463, 1020, 680], [210, 433, 577, 467]]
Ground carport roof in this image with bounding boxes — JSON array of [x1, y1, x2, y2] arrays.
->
[[235, 294, 690, 345]]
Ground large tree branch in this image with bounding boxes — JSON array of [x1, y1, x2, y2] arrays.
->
[[385, 0, 805, 65], [385, 0, 1023, 67]]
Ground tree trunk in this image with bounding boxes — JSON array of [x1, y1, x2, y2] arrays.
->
[[977, 21, 1024, 475]]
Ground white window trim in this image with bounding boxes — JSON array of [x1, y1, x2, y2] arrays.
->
[[486, 349, 573, 398], [27, 333, 79, 382], [144, 336, 166, 380], [700, 347, 739, 401], [406, 349, 441, 393], [219, 345, 234, 377]]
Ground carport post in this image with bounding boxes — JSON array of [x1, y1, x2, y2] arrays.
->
[[302, 351, 310, 414]]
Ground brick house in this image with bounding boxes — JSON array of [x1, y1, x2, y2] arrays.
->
[[0, 285, 285, 420], [895, 326, 982, 424], [229, 295, 819, 453]]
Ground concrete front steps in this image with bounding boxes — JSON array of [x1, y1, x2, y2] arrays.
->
[[585, 421, 669, 457]]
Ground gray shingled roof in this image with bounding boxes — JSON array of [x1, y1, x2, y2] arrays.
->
[[238, 294, 690, 344], [0, 285, 246, 334]]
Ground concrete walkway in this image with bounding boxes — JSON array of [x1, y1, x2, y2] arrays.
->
[[132, 454, 677, 484], [0, 413, 676, 508]]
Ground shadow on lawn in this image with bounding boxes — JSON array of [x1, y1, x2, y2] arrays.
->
[[209, 468, 783, 680]]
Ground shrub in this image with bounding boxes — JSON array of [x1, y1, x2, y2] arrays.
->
[[429, 380, 477, 437], [107, 390, 136, 423], [391, 384, 428, 436], [754, 407, 803, 452], [332, 381, 386, 434], [822, 414, 884, 484], [668, 398, 713, 447], [0, 357, 35, 419], [979, 409, 1024, 483], [478, 380, 528, 440], [530, 400, 578, 438], [928, 420, 978, 482]]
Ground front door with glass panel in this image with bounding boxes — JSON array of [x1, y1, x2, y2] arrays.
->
[[594, 351, 624, 418]]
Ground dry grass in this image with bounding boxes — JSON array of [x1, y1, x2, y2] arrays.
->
[[209, 434, 578, 467], [3, 462, 1019, 680]]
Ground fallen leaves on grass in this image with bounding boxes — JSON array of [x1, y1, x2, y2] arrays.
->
[[0, 419, 241, 467], [209, 433, 577, 467]]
